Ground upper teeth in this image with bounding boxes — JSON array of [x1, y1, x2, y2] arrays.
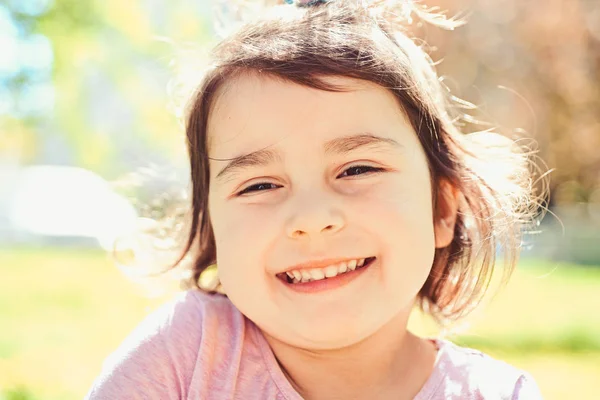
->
[[284, 258, 368, 284]]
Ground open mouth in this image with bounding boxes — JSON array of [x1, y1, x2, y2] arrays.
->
[[277, 257, 376, 284]]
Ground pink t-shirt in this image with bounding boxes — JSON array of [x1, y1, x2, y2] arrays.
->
[[86, 290, 543, 399]]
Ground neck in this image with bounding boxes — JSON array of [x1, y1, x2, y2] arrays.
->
[[263, 310, 437, 400]]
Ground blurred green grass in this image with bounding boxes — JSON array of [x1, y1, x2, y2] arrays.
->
[[1, 247, 599, 399]]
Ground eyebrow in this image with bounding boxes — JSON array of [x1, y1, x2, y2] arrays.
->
[[214, 133, 402, 182]]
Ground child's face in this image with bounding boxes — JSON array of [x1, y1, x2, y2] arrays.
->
[[207, 74, 445, 349]]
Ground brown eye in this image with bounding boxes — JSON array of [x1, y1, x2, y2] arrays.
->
[[338, 165, 384, 178], [238, 182, 280, 196]]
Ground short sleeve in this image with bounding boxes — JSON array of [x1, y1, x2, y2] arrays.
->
[[85, 292, 204, 400], [512, 373, 544, 400]]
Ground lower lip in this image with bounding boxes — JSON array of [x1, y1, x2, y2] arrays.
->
[[279, 258, 376, 294]]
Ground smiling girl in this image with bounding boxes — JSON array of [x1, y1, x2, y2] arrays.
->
[[86, 0, 543, 399]]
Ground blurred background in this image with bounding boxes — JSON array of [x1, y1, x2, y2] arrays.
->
[[1, 0, 599, 399]]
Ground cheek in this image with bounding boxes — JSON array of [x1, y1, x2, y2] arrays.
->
[[361, 172, 434, 230], [209, 202, 278, 285], [362, 175, 436, 281], [370, 192, 435, 255], [214, 203, 279, 244]]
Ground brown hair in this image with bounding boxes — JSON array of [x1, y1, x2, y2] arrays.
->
[[159, 0, 541, 324]]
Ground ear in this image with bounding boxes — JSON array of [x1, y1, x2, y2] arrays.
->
[[434, 180, 459, 249]]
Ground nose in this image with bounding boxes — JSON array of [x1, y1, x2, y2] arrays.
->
[[285, 192, 346, 240]]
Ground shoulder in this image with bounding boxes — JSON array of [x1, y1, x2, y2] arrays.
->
[[420, 339, 543, 400], [85, 290, 243, 400]]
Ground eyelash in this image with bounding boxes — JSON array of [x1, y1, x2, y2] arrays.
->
[[236, 165, 384, 196]]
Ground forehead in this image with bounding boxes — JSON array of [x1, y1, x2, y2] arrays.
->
[[206, 73, 411, 156]]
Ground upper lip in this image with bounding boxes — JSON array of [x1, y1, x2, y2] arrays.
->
[[278, 256, 373, 274]]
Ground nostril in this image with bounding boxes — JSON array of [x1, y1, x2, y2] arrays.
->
[[323, 224, 338, 232], [292, 230, 306, 238]]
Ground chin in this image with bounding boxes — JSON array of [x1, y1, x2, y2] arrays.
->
[[281, 314, 386, 350]]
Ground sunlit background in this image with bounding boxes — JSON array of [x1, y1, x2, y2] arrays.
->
[[1, 0, 599, 399]]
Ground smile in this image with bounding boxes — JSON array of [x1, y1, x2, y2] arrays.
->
[[277, 257, 376, 284]]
